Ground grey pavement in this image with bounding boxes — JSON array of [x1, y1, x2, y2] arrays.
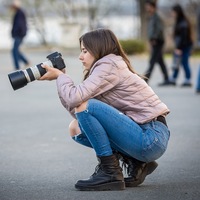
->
[[0, 50, 200, 200]]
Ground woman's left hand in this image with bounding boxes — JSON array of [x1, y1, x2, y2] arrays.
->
[[39, 64, 65, 81], [174, 49, 182, 56]]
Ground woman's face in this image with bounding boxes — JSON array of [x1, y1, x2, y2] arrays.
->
[[171, 10, 177, 19], [79, 42, 95, 70], [145, 4, 154, 15]]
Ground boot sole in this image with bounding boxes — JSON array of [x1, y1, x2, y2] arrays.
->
[[125, 161, 158, 187], [75, 181, 125, 191]]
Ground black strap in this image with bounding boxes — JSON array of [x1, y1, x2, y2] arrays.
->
[[156, 116, 167, 127]]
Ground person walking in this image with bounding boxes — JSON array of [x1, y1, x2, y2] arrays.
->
[[40, 28, 170, 191], [10, 0, 29, 70], [144, 1, 170, 86], [169, 4, 193, 87]]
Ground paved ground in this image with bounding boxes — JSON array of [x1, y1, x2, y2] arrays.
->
[[0, 50, 200, 200]]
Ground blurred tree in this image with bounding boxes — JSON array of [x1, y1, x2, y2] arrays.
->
[[87, 0, 124, 30], [88, 0, 97, 30], [136, 0, 147, 41], [26, 0, 48, 45], [25, 0, 82, 46]]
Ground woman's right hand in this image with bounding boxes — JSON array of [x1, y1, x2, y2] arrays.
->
[[39, 64, 65, 81]]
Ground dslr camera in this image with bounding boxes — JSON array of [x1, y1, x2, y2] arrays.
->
[[8, 52, 66, 90]]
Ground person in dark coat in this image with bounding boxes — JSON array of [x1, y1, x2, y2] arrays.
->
[[144, 1, 170, 86], [10, 0, 29, 70]]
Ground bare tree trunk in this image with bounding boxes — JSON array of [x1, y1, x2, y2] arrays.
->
[[88, 0, 97, 30], [27, 0, 48, 46], [136, 0, 147, 41]]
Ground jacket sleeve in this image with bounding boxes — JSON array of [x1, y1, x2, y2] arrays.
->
[[154, 17, 163, 40], [56, 61, 120, 117]]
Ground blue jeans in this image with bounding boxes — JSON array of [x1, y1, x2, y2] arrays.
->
[[196, 65, 200, 91], [74, 99, 170, 162], [12, 37, 28, 70], [172, 46, 192, 80]]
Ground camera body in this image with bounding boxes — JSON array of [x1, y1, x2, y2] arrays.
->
[[8, 52, 66, 90]]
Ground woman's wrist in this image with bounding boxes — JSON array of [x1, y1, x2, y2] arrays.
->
[[56, 70, 64, 78]]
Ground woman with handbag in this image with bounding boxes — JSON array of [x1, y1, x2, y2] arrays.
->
[[169, 4, 193, 86]]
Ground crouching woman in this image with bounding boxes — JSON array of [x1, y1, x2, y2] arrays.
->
[[40, 28, 170, 191]]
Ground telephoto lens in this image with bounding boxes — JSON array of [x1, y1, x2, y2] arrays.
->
[[8, 52, 66, 90]]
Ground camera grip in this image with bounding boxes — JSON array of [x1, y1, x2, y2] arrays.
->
[[37, 63, 47, 77]]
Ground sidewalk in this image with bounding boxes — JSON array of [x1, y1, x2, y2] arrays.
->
[[0, 50, 200, 200]]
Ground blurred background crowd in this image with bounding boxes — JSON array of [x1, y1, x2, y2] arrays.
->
[[0, 0, 199, 51], [1, 0, 200, 91]]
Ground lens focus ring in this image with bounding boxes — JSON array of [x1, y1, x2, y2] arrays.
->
[[30, 66, 41, 80], [23, 70, 31, 83]]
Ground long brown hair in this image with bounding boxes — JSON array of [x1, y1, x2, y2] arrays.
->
[[79, 28, 137, 80], [172, 4, 193, 43]]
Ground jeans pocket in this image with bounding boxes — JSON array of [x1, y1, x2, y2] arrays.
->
[[142, 139, 167, 162], [141, 125, 169, 162]]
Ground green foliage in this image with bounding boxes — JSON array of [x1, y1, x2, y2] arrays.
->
[[119, 39, 146, 55]]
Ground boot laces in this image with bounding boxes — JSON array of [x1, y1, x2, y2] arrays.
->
[[122, 158, 136, 177], [121, 155, 145, 179], [91, 163, 101, 177]]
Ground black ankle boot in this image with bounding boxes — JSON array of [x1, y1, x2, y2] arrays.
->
[[75, 154, 125, 191], [121, 155, 158, 187]]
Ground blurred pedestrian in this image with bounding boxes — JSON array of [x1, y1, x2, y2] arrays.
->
[[169, 4, 193, 87], [198, 8, 200, 47], [40, 28, 170, 191], [196, 7, 200, 93], [144, 0, 170, 86], [10, 0, 29, 70]]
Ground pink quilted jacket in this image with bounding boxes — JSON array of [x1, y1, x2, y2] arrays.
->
[[56, 54, 169, 124]]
